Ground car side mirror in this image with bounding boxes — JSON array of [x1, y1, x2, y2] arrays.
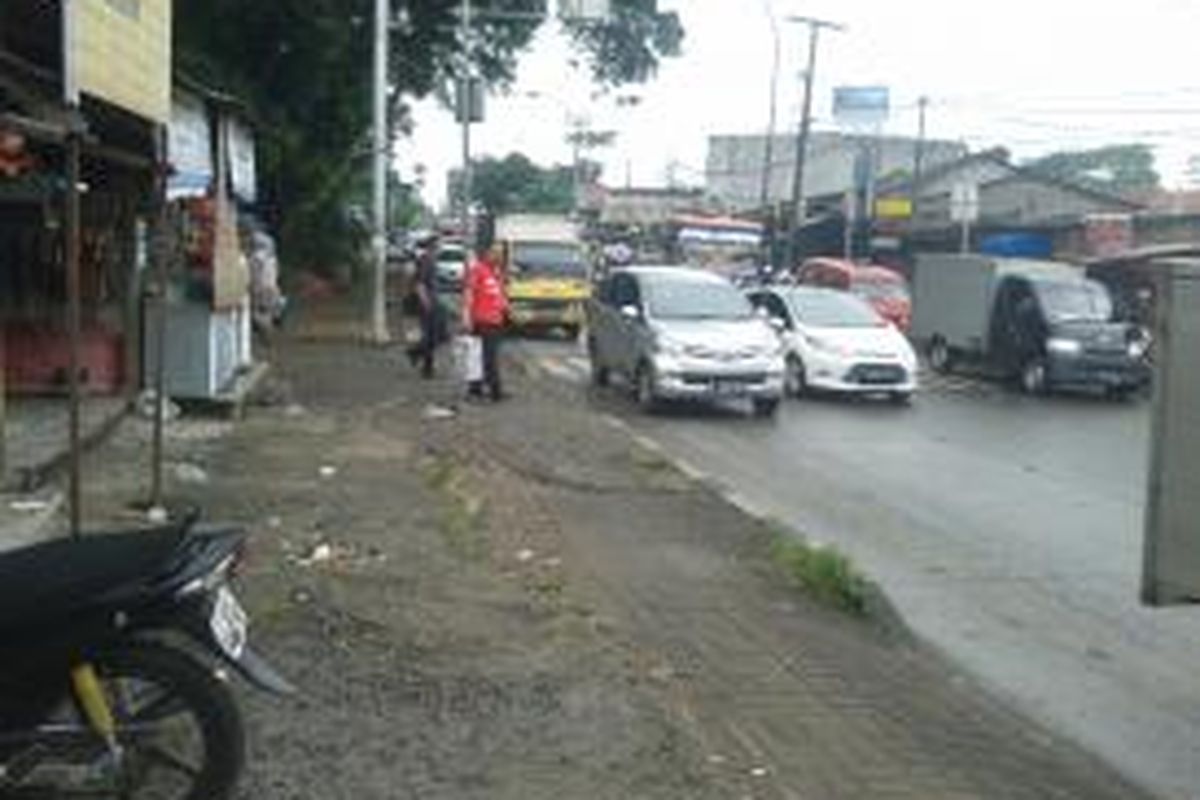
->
[[620, 304, 641, 321], [768, 316, 787, 333]]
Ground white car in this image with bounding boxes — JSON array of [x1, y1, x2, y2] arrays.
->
[[435, 243, 467, 291], [748, 286, 919, 404]]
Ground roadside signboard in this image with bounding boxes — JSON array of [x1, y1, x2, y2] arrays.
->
[[1143, 259, 1200, 606], [833, 86, 890, 127], [560, 0, 611, 21], [875, 196, 913, 219], [73, 0, 172, 123], [950, 182, 979, 223]]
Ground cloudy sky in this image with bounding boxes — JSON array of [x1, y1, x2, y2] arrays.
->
[[398, 0, 1200, 207]]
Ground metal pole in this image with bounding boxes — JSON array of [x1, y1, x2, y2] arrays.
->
[[960, 218, 971, 254], [369, 0, 391, 343], [460, 0, 473, 253], [784, 17, 843, 272], [62, 0, 83, 539], [912, 95, 928, 218], [149, 127, 168, 512], [759, 13, 781, 211]]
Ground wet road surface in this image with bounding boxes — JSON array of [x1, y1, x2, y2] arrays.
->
[[518, 338, 1200, 800]]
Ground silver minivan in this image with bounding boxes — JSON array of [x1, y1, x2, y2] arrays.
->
[[586, 267, 786, 416]]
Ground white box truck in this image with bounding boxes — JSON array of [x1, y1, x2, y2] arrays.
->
[[911, 254, 1150, 396]]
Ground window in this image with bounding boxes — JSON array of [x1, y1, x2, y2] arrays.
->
[[788, 289, 884, 327], [611, 273, 640, 309], [644, 276, 752, 320]]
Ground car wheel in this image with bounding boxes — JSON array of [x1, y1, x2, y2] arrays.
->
[[587, 338, 609, 388], [753, 398, 780, 418], [563, 324, 581, 341], [889, 391, 913, 406], [928, 337, 953, 374], [1020, 358, 1049, 396], [634, 363, 660, 413], [784, 355, 808, 398]]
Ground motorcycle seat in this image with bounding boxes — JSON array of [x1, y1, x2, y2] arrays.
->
[[0, 527, 185, 634]]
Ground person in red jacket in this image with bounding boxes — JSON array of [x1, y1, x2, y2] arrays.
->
[[461, 242, 510, 400]]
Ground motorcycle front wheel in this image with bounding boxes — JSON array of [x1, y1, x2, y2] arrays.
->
[[8, 641, 245, 800]]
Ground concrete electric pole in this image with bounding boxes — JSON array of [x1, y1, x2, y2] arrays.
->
[[912, 95, 929, 218], [369, 0, 391, 344], [783, 15, 844, 272]]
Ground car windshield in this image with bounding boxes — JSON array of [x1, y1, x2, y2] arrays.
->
[[1035, 280, 1114, 323], [789, 290, 885, 327], [437, 248, 465, 264], [851, 279, 908, 302], [645, 276, 753, 320], [511, 243, 587, 279]]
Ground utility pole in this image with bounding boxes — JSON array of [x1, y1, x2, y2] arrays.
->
[[369, 0, 391, 343], [784, 15, 844, 272], [759, 9, 781, 211], [61, 0, 83, 538], [459, 0, 474, 254], [912, 95, 929, 218]]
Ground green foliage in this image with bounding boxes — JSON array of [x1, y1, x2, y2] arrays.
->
[[469, 152, 576, 215], [174, 0, 684, 277], [769, 534, 867, 615], [1023, 144, 1161, 195]]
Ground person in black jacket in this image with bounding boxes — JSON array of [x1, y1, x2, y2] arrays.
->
[[406, 237, 446, 378]]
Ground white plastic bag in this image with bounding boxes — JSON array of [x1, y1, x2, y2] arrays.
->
[[454, 334, 484, 383]]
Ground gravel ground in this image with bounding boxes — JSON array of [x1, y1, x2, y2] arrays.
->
[[62, 308, 1153, 800]]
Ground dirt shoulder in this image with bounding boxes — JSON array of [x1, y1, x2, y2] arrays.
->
[[71, 314, 1152, 799]]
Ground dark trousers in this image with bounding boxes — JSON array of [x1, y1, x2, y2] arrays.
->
[[470, 324, 504, 399], [407, 304, 441, 377]]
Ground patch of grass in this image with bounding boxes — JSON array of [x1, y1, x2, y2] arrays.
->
[[769, 533, 868, 615], [630, 446, 672, 473], [421, 456, 488, 560]]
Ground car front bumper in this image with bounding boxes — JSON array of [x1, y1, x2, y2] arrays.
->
[[805, 353, 918, 394], [652, 356, 785, 401], [1046, 353, 1150, 390], [508, 299, 586, 328]]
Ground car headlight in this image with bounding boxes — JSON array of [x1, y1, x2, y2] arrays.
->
[[653, 337, 686, 358], [1047, 337, 1083, 356], [805, 335, 849, 357], [1129, 338, 1149, 359]]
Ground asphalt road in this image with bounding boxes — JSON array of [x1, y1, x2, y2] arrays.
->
[[517, 337, 1200, 800]]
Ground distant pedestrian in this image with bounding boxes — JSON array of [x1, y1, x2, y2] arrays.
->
[[461, 242, 509, 401], [406, 237, 444, 378]]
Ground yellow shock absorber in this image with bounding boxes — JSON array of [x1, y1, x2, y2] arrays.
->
[[71, 663, 117, 744]]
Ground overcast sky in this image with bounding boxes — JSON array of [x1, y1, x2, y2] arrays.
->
[[398, 0, 1200, 208]]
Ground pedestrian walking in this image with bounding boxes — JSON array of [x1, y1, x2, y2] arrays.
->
[[461, 242, 509, 401], [406, 237, 444, 378]]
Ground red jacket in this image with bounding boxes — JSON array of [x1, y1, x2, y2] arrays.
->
[[465, 257, 509, 328]]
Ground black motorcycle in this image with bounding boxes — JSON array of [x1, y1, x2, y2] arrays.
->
[[0, 513, 292, 799]]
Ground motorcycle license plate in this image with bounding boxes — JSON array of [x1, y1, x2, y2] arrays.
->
[[210, 587, 249, 660]]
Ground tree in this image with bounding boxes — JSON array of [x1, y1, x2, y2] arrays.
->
[[470, 153, 576, 215], [174, 0, 684, 277], [1023, 144, 1160, 196]]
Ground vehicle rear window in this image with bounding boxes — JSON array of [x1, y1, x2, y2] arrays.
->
[[789, 290, 884, 327]]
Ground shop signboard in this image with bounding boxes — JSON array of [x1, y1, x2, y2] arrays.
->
[[168, 91, 212, 199], [228, 119, 257, 204], [73, 0, 172, 123]]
